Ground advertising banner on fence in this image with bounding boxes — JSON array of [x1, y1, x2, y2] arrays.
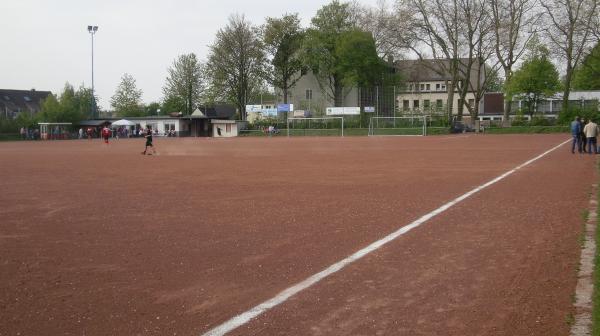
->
[[326, 107, 360, 115], [261, 108, 278, 116], [364, 106, 375, 113], [293, 110, 310, 118], [277, 104, 294, 112]]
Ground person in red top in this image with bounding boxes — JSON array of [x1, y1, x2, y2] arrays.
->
[[101, 126, 111, 144]]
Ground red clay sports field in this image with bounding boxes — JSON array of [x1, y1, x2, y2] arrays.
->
[[0, 134, 595, 335]]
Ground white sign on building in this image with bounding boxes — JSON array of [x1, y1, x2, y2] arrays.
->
[[245, 105, 262, 113]]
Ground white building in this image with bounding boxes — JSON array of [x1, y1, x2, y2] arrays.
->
[[395, 59, 482, 116], [81, 105, 237, 137]]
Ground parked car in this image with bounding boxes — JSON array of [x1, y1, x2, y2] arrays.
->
[[450, 121, 475, 134]]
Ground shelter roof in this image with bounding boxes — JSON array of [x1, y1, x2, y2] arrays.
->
[[184, 105, 236, 119], [79, 120, 110, 126]]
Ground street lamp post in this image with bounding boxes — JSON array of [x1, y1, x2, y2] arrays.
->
[[87, 25, 98, 119]]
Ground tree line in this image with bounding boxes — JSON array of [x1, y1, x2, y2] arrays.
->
[[9, 0, 600, 129], [401, 0, 599, 123]]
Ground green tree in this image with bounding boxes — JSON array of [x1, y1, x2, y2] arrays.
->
[[162, 95, 185, 114], [303, 1, 385, 106], [507, 45, 561, 117], [335, 29, 389, 87], [58, 83, 86, 122], [485, 69, 504, 93], [573, 42, 600, 90], [263, 13, 304, 104], [145, 102, 162, 116], [303, 0, 354, 106], [206, 14, 266, 120], [74, 85, 97, 119], [38, 94, 63, 122], [37, 83, 88, 123], [111, 73, 143, 117], [163, 53, 205, 115]]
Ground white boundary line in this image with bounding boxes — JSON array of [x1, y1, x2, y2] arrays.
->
[[202, 139, 571, 336]]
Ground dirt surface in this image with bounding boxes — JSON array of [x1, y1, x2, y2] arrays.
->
[[0, 134, 594, 335]]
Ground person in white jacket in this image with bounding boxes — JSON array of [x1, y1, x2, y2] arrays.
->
[[582, 119, 600, 155]]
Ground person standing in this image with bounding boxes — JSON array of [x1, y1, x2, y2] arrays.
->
[[141, 125, 156, 155], [78, 128, 83, 139], [571, 116, 582, 153], [581, 118, 588, 153], [101, 125, 111, 145], [583, 119, 599, 155]]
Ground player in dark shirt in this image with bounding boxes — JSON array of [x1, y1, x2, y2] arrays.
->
[[141, 125, 157, 155]]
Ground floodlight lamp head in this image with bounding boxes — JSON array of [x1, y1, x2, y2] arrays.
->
[[93, 26, 98, 32], [87, 25, 93, 32]]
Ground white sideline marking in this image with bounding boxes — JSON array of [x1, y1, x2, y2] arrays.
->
[[202, 139, 571, 336]]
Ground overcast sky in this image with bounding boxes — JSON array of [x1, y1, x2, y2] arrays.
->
[[0, 0, 381, 109]]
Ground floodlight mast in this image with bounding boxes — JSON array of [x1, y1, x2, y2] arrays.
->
[[87, 25, 98, 119]]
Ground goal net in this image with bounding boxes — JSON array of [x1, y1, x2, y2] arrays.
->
[[368, 116, 428, 136], [287, 117, 345, 137]]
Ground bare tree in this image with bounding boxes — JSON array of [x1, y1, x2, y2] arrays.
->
[[352, 0, 413, 58], [489, 0, 540, 124], [541, 0, 598, 112], [457, 0, 496, 121], [400, 0, 462, 121], [456, 0, 500, 122]]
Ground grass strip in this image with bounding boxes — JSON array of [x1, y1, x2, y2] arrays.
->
[[593, 161, 600, 335]]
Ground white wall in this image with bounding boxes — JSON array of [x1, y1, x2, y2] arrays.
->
[[136, 119, 182, 134], [212, 122, 238, 137]]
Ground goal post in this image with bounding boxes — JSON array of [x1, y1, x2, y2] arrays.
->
[[287, 117, 345, 137], [368, 116, 428, 136]]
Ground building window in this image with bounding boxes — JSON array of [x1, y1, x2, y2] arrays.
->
[[403, 100, 409, 110], [436, 99, 443, 109], [426, 84, 430, 91], [441, 84, 446, 91], [413, 100, 420, 108], [424, 100, 430, 109], [436, 84, 440, 91], [420, 84, 425, 91], [306, 89, 312, 100], [468, 99, 474, 107], [408, 84, 413, 92]]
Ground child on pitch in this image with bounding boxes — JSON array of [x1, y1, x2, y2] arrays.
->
[[141, 125, 157, 155], [101, 125, 111, 145]]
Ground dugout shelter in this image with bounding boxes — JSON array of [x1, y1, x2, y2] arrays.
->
[[38, 122, 72, 140]]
